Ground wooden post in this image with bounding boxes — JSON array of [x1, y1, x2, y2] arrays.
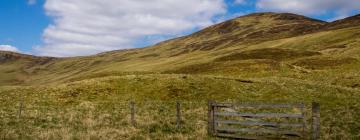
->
[[130, 101, 136, 126], [301, 103, 306, 139], [213, 105, 218, 136], [176, 101, 181, 129], [208, 100, 215, 135], [18, 98, 24, 140], [312, 102, 320, 140], [18, 97, 24, 119]]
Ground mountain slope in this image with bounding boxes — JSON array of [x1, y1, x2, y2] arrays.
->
[[0, 51, 57, 85], [1, 12, 360, 139], [323, 14, 360, 30], [0, 12, 359, 86]]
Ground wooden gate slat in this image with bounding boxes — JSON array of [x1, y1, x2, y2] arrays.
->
[[216, 133, 264, 140], [216, 127, 303, 137], [214, 103, 304, 109], [208, 101, 319, 139], [216, 120, 304, 127], [215, 112, 303, 118], [216, 133, 293, 140]]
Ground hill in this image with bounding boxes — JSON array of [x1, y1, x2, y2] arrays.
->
[[1, 12, 360, 139], [0, 12, 359, 86]]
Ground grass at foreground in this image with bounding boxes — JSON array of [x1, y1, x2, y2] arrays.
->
[[0, 74, 360, 139], [0, 101, 209, 140]]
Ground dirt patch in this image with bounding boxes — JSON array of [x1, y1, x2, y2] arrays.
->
[[351, 83, 360, 88], [293, 57, 357, 69], [213, 77, 254, 83], [319, 45, 347, 50], [216, 48, 320, 61], [274, 13, 306, 21], [139, 53, 159, 58], [217, 20, 240, 34]]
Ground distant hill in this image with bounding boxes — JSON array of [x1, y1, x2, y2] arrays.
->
[[1, 12, 359, 86]]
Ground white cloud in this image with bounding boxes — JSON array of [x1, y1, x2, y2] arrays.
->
[[27, 0, 36, 5], [0, 45, 20, 52], [234, 0, 247, 5], [36, 0, 226, 57], [256, 0, 360, 21]]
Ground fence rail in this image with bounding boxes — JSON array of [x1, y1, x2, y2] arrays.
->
[[2, 100, 189, 128], [0, 99, 321, 139], [214, 103, 305, 109], [216, 120, 305, 127], [215, 112, 304, 118], [208, 100, 320, 140]]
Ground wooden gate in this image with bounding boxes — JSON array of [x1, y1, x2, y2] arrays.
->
[[208, 101, 320, 140]]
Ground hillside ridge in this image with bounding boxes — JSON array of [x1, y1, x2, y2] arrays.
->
[[2, 12, 359, 58], [0, 12, 359, 86]]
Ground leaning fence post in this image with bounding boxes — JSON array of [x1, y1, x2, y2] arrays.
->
[[312, 102, 320, 140], [208, 100, 215, 135], [130, 101, 136, 126], [176, 101, 181, 129]]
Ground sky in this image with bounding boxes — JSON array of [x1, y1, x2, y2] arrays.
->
[[0, 0, 359, 57]]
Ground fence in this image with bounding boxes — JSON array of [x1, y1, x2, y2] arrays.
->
[[208, 100, 320, 140], [0, 100, 209, 139], [1, 99, 322, 139], [13, 100, 186, 127]]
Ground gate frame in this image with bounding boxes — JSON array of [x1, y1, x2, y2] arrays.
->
[[208, 100, 320, 140]]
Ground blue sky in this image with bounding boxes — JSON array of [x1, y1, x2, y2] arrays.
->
[[0, 0, 359, 57], [0, 0, 49, 54]]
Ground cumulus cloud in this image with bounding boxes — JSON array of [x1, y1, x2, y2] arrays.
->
[[35, 0, 226, 57], [256, 0, 360, 21], [0, 45, 20, 52]]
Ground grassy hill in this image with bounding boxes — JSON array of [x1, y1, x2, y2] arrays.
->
[[1, 12, 360, 139], [0, 12, 359, 86]]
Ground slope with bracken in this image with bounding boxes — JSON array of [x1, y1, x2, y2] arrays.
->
[[0, 12, 359, 86]]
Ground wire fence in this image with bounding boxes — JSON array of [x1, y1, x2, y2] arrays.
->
[[0, 100, 211, 139], [1, 99, 360, 139]]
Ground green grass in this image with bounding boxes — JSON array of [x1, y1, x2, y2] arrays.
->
[[1, 73, 360, 139]]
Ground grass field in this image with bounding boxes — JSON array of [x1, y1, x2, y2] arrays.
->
[[1, 74, 360, 139]]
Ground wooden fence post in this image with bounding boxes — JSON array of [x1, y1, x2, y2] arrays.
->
[[301, 103, 306, 139], [208, 100, 215, 135], [176, 101, 181, 129], [312, 102, 320, 140], [130, 101, 136, 126], [18, 97, 24, 119]]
